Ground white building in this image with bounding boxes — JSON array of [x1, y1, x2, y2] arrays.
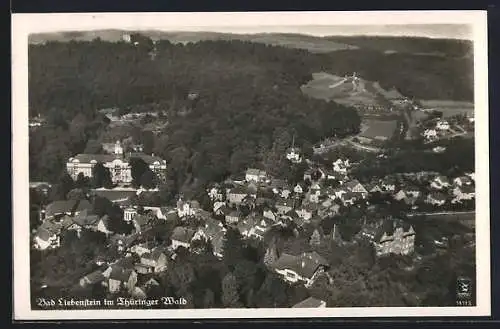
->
[[436, 120, 450, 130], [423, 129, 437, 140], [286, 147, 302, 164], [245, 168, 267, 183], [66, 141, 166, 185]]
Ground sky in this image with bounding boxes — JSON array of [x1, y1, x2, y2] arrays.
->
[[146, 24, 472, 40]]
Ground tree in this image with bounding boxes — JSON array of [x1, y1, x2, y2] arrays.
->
[[83, 139, 103, 154], [92, 195, 113, 217], [49, 173, 75, 201], [140, 169, 158, 189], [129, 157, 149, 187], [74, 173, 91, 191], [309, 229, 322, 247], [221, 272, 242, 308], [92, 162, 113, 189], [222, 228, 244, 269], [140, 131, 155, 155]]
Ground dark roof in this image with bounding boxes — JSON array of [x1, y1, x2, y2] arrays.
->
[[72, 209, 100, 227], [109, 267, 135, 282], [45, 200, 79, 218], [171, 226, 196, 243], [272, 252, 329, 279], [345, 180, 363, 190], [70, 154, 118, 163], [292, 297, 325, 308], [74, 200, 93, 213], [82, 270, 105, 284], [359, 120, 398, 139], [228, 186, 248, 195]]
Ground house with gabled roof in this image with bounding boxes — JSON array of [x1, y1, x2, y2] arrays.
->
[[176, 197, 199, 218], [263, 207, 278, 222], [245, 168, 267, 183], [225, 211, 242, 225], [345, 179, 368, 198], [133, 214, 155, 233], [79, 269, 105, 288], [453, 176, 474, 187], [393, 189, 408, 202], [96, 215, 113, 236], [70, 209, 101, 231], [452, 185, 475, 203], [207, 185, 225, 202], [381, 178, 397, 192], [271, 251, 329, 288], [318, 200, 341, 218], [372, 220, 416, 257], [365, 181, 384, 194], [33, 220, 62, 250], [43, 199, 93, 221], [341, 192, 358, 206], [405, 185, 421, 198], [170, 226, 196, 250], [107, 266, 138, 294], [276, 198, 294, 215], [139, 247, 168, 273], [227, 186, 248, 206], [333, 158, 350, 175], [426, 192, 448, 206]]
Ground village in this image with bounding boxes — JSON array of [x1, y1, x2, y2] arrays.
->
[[30, 128, 476, 308]]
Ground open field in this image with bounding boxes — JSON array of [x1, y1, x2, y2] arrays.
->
[[301, 72, 384, 108], [420, 100, 474, 118]]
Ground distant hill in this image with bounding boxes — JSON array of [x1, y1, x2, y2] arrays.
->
[[29, 30, 358, 53], [28, 30, 472, 58], [324, 35, 473, 58]]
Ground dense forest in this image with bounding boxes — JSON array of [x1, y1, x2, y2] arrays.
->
[[29, 38, 360, 188], [29, 36, 473, 195]]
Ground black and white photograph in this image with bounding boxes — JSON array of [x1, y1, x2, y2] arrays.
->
[[12, 11, 490, 320]]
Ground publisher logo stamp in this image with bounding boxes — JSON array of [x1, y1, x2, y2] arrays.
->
[[456, 276, 473, 306]]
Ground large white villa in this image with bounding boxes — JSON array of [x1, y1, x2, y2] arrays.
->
[[66, 141, 166, 184]]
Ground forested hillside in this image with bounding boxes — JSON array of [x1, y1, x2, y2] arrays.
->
[[28, 36, 473, 190]]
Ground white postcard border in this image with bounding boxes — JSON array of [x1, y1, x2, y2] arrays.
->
[[12, 10, 490, 320]]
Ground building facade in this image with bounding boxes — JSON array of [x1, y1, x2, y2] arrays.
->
[[66, 141, 166, 185]]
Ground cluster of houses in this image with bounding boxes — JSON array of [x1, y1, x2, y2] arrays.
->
[[32, 139, 475, 306]]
